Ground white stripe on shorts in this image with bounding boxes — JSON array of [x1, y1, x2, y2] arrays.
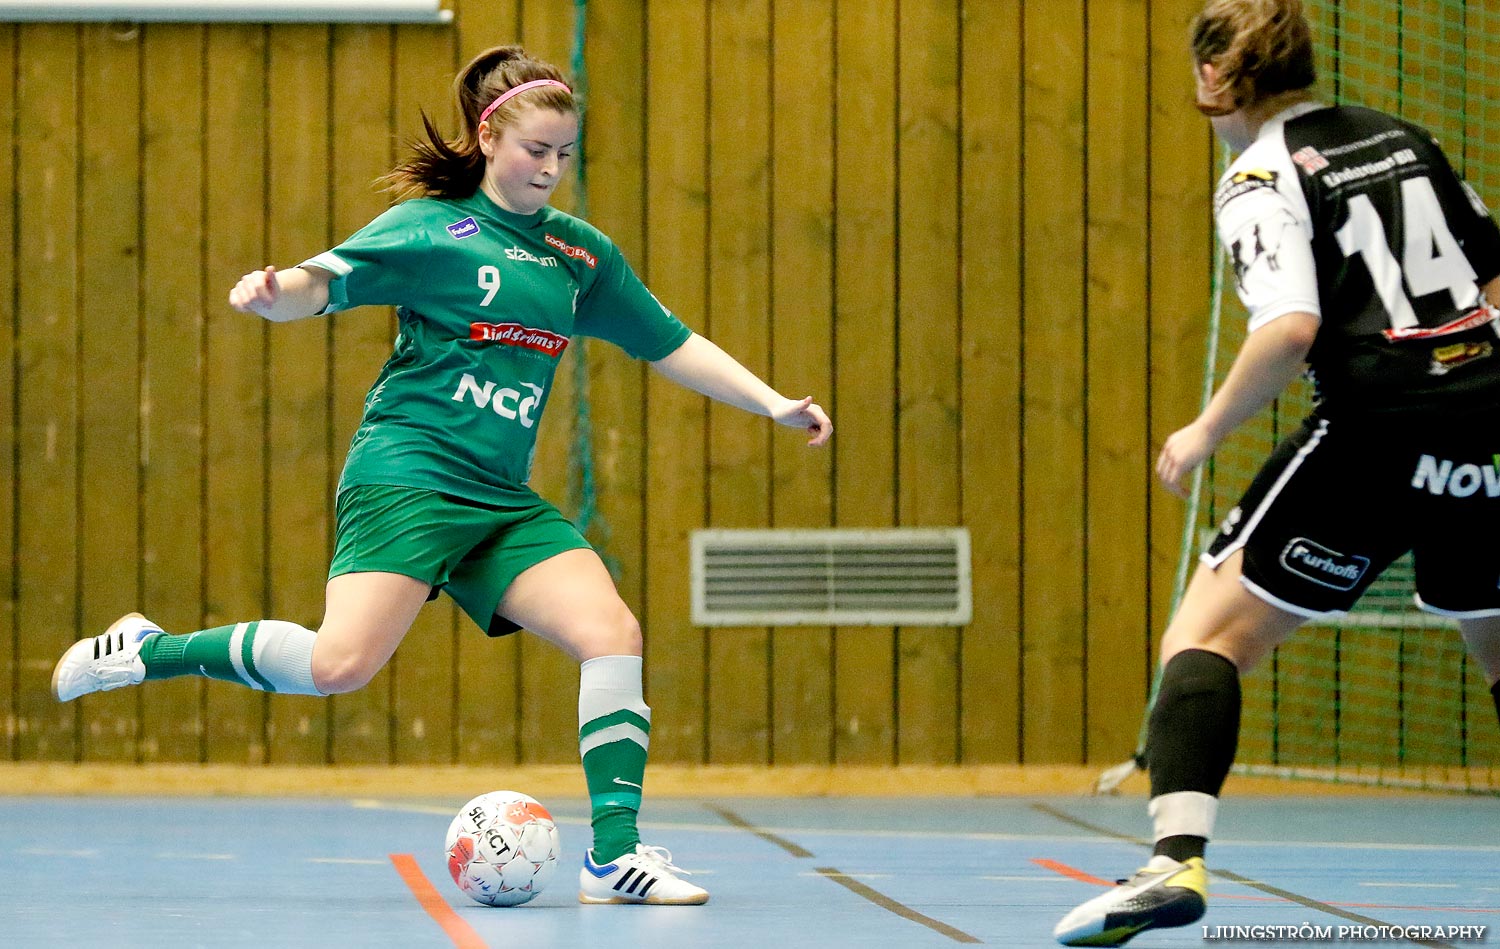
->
[[1200, 417, 1331, 571]]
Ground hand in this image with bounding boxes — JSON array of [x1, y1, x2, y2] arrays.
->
[[772, 396, 833, 447], [1155, 421, 1217, 499], [228, 265, 281, 317]]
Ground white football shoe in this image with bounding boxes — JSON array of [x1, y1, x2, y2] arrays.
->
[[51, 612, 163, 702], [578, 844, 709, 905]]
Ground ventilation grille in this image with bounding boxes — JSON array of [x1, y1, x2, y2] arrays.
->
[[691, 528, 971, 627]]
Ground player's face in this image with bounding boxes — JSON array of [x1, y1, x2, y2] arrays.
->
[[479, 105, 578, 214]]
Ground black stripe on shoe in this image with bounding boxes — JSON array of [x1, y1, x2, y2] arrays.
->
[[614, 868, 638, 892], [637, 876, 656, 899]]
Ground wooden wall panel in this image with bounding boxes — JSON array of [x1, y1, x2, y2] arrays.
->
[[265, 25, 333, 765], [14, 24, 80, 763], [895, 0, 961, 765], [1021, 0, 1088, 764], [705, 0, 773, 765], [831, 0, 898, 764], [203, 24, 270, 765], [1084, 0, 1151, 763], [958, 0, 1023, 763], [0, 24, 15, 762], [768, 0, 835, 765], [642, 0, 709, 763], [78, 25, 143, 764], [138, 25, 206, 763]]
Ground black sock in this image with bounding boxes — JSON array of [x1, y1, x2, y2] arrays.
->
[[1146, 648, 1241, 861]]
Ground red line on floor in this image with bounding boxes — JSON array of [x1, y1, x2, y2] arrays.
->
[[390, 853, 488, 949]]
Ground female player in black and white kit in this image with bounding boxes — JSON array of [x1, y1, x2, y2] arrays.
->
[[1055, 1, 1500, 945]]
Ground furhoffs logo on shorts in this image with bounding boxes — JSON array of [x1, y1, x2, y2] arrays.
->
[[1280, 537, 1370, 591], [446, 217, 480, 240]]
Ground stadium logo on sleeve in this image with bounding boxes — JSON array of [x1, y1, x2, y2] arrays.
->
[[1280, 537, 1370, 590], [469, 322, 570, 357], [1215, 168, 1279, 213], [544, 233, 598, 269], [447, 217, 480, 240]]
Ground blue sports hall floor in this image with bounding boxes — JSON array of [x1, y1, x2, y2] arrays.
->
[[2, 773, 1497, 948]]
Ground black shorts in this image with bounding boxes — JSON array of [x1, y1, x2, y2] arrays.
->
[[1202, 413, 1500, 619]]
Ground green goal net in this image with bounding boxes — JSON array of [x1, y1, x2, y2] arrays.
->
[[1184, 0, 1500, 793]]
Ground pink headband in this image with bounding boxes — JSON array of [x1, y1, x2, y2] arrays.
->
[[478, 78, 572, 126]]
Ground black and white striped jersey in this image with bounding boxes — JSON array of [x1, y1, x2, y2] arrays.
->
[[1214, 102, 1500, 420]]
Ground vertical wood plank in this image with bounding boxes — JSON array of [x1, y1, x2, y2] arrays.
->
[[0, 23, 16, 761], [392, 22, 461, 766], [203, 23, 269, 765], [832, 0, 898, 764], [1085, 0, 1151, 764], [958, 0, 1024, 764], [77, 25, 143, 763], [705, 0, 773, 765], [1147, 0, 1214, 743], [265, 24, 333, 765], [139, 23, 206, 763], [895, 0, 961, 765], [516, 1, 585, 766], [328, 24, 396, 765], [1021, 0, 1087, 763], [643, 0, 709, 763], [768, 0, 835, 765], [14, 24, 80, 762]]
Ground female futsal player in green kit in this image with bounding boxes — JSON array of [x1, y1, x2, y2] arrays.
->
[[52, 45, 832, 906]]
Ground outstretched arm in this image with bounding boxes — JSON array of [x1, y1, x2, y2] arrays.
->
[[228, 265, 333, 322], [649, 332, 833, 446], [1156, 311, 1319, 498]]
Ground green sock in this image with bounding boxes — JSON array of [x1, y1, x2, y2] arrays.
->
[[579, 655, 651, 863], [139, 620, 321, 694]]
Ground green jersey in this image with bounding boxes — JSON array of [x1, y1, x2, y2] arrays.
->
[[304, 191, 690, 506]]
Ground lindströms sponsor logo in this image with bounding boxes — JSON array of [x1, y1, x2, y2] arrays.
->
[[1411, 454, 1500, 498], [447, 217, 480, 240], [451, 373, 545, 428], [469, 322, 570, 357], [1280, 537, 1370, 590], [543, 233, 597, 268]]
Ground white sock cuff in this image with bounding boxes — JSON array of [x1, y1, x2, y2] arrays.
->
[[580, 654, 644, 693], [578, 655, 649, 730], [1148, 790, 1219, 841], [249, 620, 322, 696]]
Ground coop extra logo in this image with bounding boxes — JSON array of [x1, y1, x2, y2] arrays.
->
[[543, 233, 598, 268]]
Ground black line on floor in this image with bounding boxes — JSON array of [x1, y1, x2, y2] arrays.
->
[[704, 803, 814, 857], [815, 867, 983, 944]]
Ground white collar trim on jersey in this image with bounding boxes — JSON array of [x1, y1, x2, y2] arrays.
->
[[1256, 100, 1330, 143]]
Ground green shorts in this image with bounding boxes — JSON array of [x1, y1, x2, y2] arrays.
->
[[329, 483, 591, 637]]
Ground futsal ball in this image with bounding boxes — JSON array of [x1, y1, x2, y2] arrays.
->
[[445, 790, 561, 906]]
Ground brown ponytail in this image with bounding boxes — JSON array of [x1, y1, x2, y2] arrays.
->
[[1191, 0, 1316, 114], [383, 45, 576, 200]]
